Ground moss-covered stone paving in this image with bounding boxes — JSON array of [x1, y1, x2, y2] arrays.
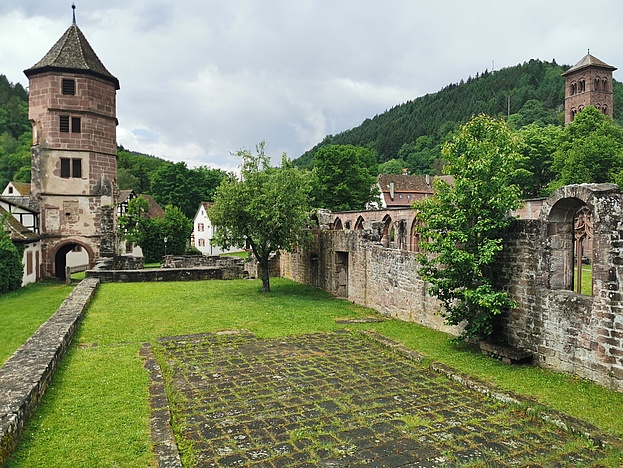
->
[[152, 330, 617, 467]]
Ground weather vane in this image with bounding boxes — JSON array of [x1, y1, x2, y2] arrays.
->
[[72, 3, 76, 25]]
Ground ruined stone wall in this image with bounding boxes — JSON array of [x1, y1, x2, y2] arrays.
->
[[282, 184, 623, 391], [281, 229, 459, 335], [499, 185, 623, 391]]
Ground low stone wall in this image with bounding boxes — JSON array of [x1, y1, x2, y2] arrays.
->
[[87, 255, 247, 283], [87, 266, 246, 283], [0, 277, 99, 465]]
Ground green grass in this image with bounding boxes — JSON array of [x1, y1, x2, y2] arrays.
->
[[220, 250, 249, 259], [8, 278, 368, 467], [574, 264, 593, 295], [0, 281, 74, 365], [7, 277, 623, 466]]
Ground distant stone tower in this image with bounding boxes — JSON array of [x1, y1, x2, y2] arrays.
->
[[562, 52, 617, 124], [24, 10, 119, 278]]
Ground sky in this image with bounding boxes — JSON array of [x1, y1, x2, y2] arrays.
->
[[1, 1, 623, 171]]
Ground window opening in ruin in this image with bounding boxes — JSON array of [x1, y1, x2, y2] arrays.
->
[[410, 218, 424, 252], [62, 79, 76, 95], [573, 206, 593, 295], [333, 218, 343, 230], [354, 216, 364, 230], [381, 215, 392, 247], [345, 221, 351, 229]]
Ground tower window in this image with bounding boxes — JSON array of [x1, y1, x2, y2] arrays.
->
[[60, 116, 81, 133], [71, 117, 81, 133], [60, 115, 70, 132], [62, 79, 76, 95], [60, 158, 82, 178]]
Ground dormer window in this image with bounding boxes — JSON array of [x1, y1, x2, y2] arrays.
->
[[62, 79, 76, 95]]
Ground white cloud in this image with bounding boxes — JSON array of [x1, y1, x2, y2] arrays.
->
[[1, 0, 623, 169]]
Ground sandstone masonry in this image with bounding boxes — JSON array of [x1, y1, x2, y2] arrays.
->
[[281, 184, 623, 391]]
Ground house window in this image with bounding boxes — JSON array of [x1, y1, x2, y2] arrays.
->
[[198, 223, 204, 232], [62, 79, 76, 95], [8, 186, 13, 194], [60, 115, 81, 133], [198, 238, 205, 247], [60, 158, 82, 178], [27, 251, 33, 275]]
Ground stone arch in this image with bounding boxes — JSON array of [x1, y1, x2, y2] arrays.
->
[[381, 214, 392, 247], [540, 185, 619, 295], [354, 215, 365, 230], [333, 217, 343, 230], [50, 240, 95, 279]]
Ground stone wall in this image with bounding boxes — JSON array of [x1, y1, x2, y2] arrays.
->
[[499, 185, 623, 391], [87, 255, 247, 282], [281, 184, 623, 391], [281, 228, 459, 335], [0, 278, 99, 465]]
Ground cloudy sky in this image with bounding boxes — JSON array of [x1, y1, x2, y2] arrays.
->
[[1, 1, 622, 171]]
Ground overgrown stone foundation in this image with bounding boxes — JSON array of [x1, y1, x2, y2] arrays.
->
[[281, 184, 623, 391]]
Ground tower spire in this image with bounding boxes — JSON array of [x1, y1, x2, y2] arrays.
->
[[72, 3, 76, 25]]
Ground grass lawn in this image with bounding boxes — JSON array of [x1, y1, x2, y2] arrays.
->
[[6, 278, 623, 466], [0, 281, 74, 365]]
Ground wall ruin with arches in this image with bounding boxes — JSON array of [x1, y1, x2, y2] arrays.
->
[[281, 184, 623, 391]]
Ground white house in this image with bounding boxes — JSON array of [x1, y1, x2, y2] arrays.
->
[[192, 202, 241, 256]]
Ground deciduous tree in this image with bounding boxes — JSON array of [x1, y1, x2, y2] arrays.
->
[[0, 215, 23, 295], [551, 106, 623, 189], [413, 115, 525, 342], [310, 144, 378, 210], [209, 142, 311, 292]]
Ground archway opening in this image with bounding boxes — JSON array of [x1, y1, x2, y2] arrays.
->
[[54, 242, 90, 279]]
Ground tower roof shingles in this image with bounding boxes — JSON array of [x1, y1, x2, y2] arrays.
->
[[24, 24, 119, 89], [562, 53, 617, 76]]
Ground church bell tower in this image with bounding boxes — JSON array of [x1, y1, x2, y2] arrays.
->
[[23, 6, 120, 278], [562, 52, 616, 124]]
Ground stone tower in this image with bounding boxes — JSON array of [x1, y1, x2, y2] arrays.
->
[[24, 13, 119, 278], [562, 52, 617, 124]]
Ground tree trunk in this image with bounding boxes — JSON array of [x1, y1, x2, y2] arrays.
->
[[260, 257, 271, 293]]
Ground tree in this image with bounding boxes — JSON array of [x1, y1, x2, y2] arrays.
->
[[118, 198, 192, 263], [516, 123, 562, 197], [413, 115, 525, 342], [209, 142, 311, 292], [378, 158, 407, 175], [551, 106, 623, 189], [0, 215, 23, 295], [150, 161, 230, 218], [310, 144, 378, 210]]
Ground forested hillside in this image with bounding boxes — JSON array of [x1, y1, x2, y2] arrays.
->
[[294, 59, 623, 168], [0, 75, 31, 189]]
